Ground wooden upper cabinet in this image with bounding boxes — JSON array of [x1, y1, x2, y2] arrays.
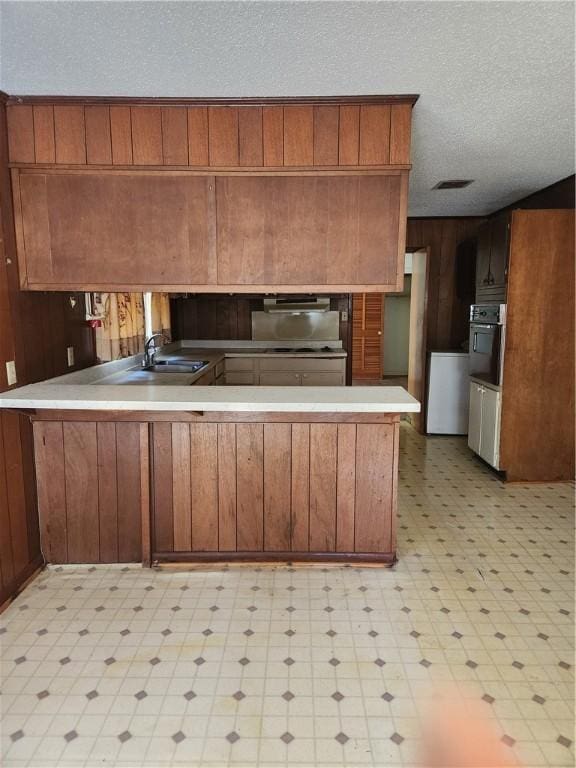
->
[[7, 96, 415, 292], [216, 174, 406, 290], [13, 171, 216, 289], [6, 98, 415, 169]]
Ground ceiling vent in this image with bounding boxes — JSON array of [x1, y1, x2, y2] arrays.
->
[[433, 179, 474, 190]]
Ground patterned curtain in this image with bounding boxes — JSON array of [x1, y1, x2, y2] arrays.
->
[[93, 293, 171, 362]]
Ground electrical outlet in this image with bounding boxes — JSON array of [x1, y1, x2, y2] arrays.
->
[[6, 360, 17, 386], [67, 346, 75, 367], [341, 310, 349, 322]]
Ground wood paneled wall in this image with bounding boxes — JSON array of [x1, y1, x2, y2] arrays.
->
[[0, 94, 97, 604], [6, 100, 413, 169], [0, 411, 41, 605], [500, 210, 575, 482], [33, 421, 147, 563], [152, 418, 398, 559], [406, 217, 485, 349]]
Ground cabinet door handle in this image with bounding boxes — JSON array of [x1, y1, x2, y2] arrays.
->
[[472, 332, 478, 352]]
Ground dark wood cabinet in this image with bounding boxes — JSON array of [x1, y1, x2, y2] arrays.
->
[[13, 169, 408, 292], [475, 213, 510, 302], [216, 175, 406, 291], [475, 223, 491, 291], [8, 96, 415, 294], [489, 213, 510, 287], [13, 171, 216, 290]]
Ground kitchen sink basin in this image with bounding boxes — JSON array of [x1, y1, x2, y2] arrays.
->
[[143, 360, 208, 373]]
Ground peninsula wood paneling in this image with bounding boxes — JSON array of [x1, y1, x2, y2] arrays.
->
[[33, 421, 147, 563], [151, 418, 399, 560], [54, 106, 86, 164], [32, 106, 56, 163], [85, 106, 112, 165], [6, 100, 414, 169], [110, 106, 133, 164]]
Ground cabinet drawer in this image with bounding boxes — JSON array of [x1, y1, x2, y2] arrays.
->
[[225, 372, 255, 385], [225, 357, 257, 371], [259, 372, 301, 386], [259, 357, 344, 372], [301, 372, 344, 386]]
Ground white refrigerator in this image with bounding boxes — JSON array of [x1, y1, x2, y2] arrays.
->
[[426, 352, 470, 434]]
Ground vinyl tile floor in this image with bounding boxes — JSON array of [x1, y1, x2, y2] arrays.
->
[[1, 425, 573, 767]]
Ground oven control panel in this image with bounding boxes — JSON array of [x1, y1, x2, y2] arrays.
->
[[470, 304, 506, 324]]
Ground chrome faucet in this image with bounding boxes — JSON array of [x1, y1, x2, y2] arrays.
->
[[142, 333, 166, 368]]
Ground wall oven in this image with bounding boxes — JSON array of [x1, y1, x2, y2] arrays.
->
[[469, 304, 506, 386]]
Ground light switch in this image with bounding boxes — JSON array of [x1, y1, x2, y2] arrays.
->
[[67, 346, 75, 367], [6, 360, 17, 386]]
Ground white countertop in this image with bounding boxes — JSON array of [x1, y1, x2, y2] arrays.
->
[[0, 340, 419, 413], [0, 384, 420, 413]]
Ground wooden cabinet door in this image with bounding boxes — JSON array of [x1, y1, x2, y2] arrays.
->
[[352, 293, 383, 379], [489, 213, 510, 288], [14, 171, 216, 289], [216, 174, 405, 290], [476, 223, 491, 289]]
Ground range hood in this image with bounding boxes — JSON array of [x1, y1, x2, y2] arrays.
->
[[263, 297, 330, 313]]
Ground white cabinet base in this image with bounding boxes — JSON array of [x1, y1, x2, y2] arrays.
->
[[468, 381, 501, 470]]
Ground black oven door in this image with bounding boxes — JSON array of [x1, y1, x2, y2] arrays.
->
[[469, 323, 501, 385]]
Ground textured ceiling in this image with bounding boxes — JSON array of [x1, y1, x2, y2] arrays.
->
[[0, 1, 574, 215]]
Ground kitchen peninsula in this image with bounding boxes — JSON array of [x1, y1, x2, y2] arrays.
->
[[0, 343, 419, 567]]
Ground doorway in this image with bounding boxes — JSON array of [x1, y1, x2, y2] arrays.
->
[[352, 249, 429, 431]]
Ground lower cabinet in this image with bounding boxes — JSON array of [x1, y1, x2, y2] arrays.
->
[[151, 417, 399, 561], [259, 372, 300, 386], [220, 356, 346, 386], [468, 382, 501, 469]]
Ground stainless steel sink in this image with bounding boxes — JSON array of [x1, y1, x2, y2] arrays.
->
[[143, 360, 208, 373]]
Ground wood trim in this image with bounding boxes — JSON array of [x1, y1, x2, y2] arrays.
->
[[22, 283, 405, 293], [31, 410, 401, 423], [8, 95, 419, 107], [10, 165, 411, 174], [154, 551, 396, 564], [10, 169, 28, 288], [395, 171, 410, 291]]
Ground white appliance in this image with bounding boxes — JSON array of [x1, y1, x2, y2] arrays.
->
[[426, 352, 470, 434]]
